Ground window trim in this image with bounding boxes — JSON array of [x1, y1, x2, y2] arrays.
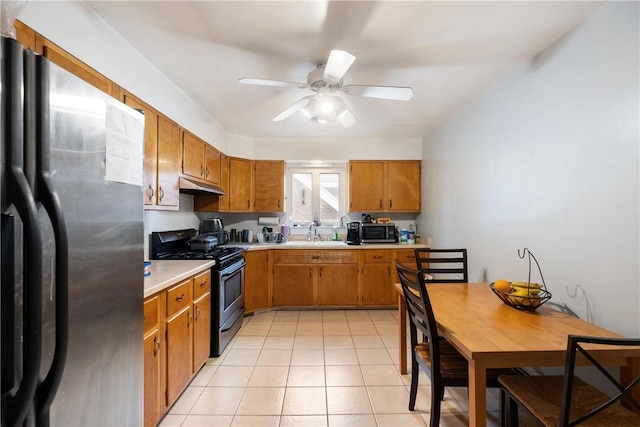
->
[[285, 163, 346, 228]]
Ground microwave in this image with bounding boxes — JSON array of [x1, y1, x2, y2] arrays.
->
[[361, 223, 397, 243]]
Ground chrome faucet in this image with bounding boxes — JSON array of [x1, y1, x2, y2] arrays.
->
[[307, 223, 319, 242]]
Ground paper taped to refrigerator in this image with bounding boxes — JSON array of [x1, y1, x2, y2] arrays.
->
[[105, 103, 144, 186]]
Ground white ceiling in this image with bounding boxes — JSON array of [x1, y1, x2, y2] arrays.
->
[[85, 1, 603, 140]]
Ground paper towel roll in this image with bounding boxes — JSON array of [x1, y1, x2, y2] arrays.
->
[[258, 216, 279, 225]]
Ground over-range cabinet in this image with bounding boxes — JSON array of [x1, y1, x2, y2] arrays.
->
[[1, 36, 144, 426]]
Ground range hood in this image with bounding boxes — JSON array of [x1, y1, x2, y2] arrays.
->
[[179, 176, 225, 196]]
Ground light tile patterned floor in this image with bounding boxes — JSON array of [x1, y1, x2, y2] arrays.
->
[[159, 309, 509, 427]]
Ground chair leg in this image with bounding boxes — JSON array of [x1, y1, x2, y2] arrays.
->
[[500, 389, 506, 427], [430, 379, 442, 427], [409, 353, 419, 411], [501, 390, 519, 427]]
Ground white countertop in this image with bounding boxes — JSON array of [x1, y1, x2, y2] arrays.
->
[[241, 242, 429, 251], [144, 260, 216, 298]]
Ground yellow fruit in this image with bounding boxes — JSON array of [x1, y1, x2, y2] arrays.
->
[[511, 281, 542, 290], [493, 279, 512, 293]]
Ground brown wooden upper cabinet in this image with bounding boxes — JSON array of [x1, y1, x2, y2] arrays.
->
[[36, 34, 119, 98], [228, 157, 254, 212], [253, 160, 285, 212], [218, 154, 230, 211], [348, 160, 421, 212], [14, 20, 36, 51], [156, 116, 182, 209], [182, 130, 221, 186], [122, 92, 180, 209]]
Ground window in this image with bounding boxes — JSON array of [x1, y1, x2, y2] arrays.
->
[[286, 163, 346, 227]]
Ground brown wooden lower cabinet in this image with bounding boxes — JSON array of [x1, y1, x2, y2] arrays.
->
[[165, 305, 192, 405], [193, 293, 211, 372], [361, 250, 394, 306], [266, 249, 404, 308], [317, 265, 359, 306], [143, 296, 162, 427], [244, 251, 271, 313], [272, 264, 314, 306], [143, 267, 212, 426]]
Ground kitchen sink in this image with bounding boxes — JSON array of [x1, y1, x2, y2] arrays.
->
[[284, 240, 347, 246]]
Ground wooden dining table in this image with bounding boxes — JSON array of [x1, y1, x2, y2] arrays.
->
[[394, 282, 640, 426]]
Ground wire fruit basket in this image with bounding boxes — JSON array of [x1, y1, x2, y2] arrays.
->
[[490, 248, 552, 311]]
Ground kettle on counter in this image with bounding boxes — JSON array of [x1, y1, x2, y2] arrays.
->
[[199, 217, 223, 234]]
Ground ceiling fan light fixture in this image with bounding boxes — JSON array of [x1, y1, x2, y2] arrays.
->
[[302, 94, 337, 123]]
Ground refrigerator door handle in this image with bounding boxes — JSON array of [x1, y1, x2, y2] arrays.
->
[[33, 55, 70, 427], [1, 37, 43, 427]]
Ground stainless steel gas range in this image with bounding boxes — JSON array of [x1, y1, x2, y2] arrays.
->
[[150, 229, 245, 356]]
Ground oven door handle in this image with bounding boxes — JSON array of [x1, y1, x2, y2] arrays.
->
[[219, 260, 245, 278], [219, 308, 244, 333]]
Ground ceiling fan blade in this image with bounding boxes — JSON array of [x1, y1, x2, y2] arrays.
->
[[272, 96, 313, 122], [337, 109, 357, 128], [323, 50, 356, 84], [239, 77, 306, 88], [343, 84, 414, 101], [332, 95, 357, 128]]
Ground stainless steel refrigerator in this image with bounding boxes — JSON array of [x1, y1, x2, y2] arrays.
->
[[1, 35, 144, 426]]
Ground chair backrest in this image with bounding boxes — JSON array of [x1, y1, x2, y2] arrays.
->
[[395, 260, 440, 364], [415, 248, 468, 283], [560, 335, 640, 425]]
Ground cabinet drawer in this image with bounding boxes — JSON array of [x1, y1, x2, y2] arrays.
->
[[273, 250, 357, 264], [193, 269, 211, 299], [318, 251, 357, 264], [166, 279, 193, 317], [143, 295, 159, 334], [361, 251, 391, 263], [395, 250, 417, 266]]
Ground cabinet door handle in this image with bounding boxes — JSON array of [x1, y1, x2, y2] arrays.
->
[[319, 267, 322, 277], [373, 255, 383, 259], [247, 200, 250, 208], [379, 200, 382, 209], [153, 335, 161, 356], [278, 200, 280, 208], [205, 167, 209, 177], [309, 268, 312, 278], [176, 293, 185, 302], [196, 306, 201, 320], [200, 280, 207, 288], [311, 255, 320, 260], [187, 311, 192, 326], [389, 199, 392, 208], [201, 165, 205, 176], [158, 186, 164, 202], [146, 184, 154, 201]]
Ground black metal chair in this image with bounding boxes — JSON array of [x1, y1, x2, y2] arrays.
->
[[395, 260, 515, 427], [414, 248, 468, 283], [499, 335, 640, 426]]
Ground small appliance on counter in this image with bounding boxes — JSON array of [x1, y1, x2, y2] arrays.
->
[[199, 217, 229, 244], [346, 222, 361, 245], [361, 223, 397, 243], [188, 234, 218, 251]]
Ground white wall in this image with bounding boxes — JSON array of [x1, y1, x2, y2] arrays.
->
[[418, 1, 639, 336], [253, 137, 421, 161]]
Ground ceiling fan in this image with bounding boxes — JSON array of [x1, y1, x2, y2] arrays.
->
[[239, 50, 414, 128]]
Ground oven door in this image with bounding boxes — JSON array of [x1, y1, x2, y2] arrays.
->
[[218, 259, 245, 330]]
